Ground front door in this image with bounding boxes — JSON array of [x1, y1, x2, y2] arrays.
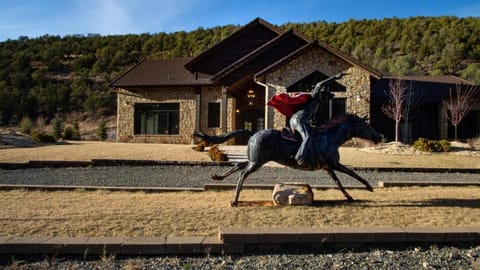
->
[[237, 109, 263, 144]]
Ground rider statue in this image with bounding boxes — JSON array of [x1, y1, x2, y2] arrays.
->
[[268, 72, 344, 167]]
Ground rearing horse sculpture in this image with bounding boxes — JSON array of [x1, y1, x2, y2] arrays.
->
[[207, 113, 383, 206]]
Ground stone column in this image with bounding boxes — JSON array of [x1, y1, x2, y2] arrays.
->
[[221, 86, 228, 132], [195, 87, 201, 132]]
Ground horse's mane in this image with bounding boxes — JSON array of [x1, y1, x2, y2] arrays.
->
[[315, 113, 365, 132]]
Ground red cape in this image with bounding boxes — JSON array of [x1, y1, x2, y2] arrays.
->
[[267, 93, 311, 117]]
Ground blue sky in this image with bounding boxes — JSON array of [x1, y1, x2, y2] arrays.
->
[[1, 0, 479, 41]]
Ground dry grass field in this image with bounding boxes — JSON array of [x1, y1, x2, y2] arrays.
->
[[0, 139, 479, 238], [0, 139, 479, 168], [0, 187, 479, 237]]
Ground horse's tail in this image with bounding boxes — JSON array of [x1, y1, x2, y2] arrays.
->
[[193, 129, 252, 144]]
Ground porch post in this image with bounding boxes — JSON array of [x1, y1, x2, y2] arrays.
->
[[264, 84, 276, 129], [221, 86, 228, 132]]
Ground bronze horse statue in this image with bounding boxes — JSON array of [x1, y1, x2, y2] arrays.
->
[[195, 113, 383, 206]]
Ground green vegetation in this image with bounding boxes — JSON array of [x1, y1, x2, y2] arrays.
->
[[0, 16, 479, 127], [96, 121, 108, 141], [413, 137, 451, 152]]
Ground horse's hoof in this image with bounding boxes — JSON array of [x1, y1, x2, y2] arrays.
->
[[211, 175, 223, 181], [346, 197, 355, 202], [367, 186, 374, 192], [296, 158, 307, 166], [230, 200, 238, 207]]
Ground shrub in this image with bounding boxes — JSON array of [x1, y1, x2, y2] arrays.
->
[[31, 131, 56, 143], [208, 145, 228, 161], [72, 122, 81, 140], [438, 139, 451, 152], [97, 121, 107, 141], [413, 137, 450, 152], [51, 118, 62, 139], [19, 116, 34, 134], [63, 125, 74, 140], [195, 141, 206, 151]]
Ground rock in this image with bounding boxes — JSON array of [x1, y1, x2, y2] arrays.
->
[[272, 183, 314, 206]]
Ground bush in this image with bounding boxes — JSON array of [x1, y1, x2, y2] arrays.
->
[[195, 141, 206, 151], [438, 139, 451, 152], [63, 125, 74, 140], [97, 121, 107, 141], [63, 124, 81, 140], [73, 122, 81, 140], [51, 118, 62, 139], [31, 131, 56, 143], [208, 145, 228, 161], [413, 137, 450, 152], [19, 116, 34, 134]]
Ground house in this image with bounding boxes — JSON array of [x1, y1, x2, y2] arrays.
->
[[110, 18, 479, 144]]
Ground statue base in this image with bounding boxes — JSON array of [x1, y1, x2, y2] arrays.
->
[[272, 183, 314, 206]]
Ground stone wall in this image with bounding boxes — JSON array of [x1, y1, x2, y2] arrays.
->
[[117, 86, 232, 144], [262, 46, 373, 130]]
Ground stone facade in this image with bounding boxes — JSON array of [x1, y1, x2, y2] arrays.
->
[[261, 46, 373, 130], [117, 86, 235, 144]]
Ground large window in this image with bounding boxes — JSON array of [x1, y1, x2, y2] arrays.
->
[[134, 103, 179, 135], [207, 102, 220, 127]]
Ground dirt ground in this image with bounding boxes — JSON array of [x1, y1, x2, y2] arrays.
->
[[0, 187, 479, 237], [1, 138, 479, 168]]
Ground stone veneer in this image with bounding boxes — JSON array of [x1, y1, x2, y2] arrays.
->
[[117, 86, 234, 144], [261, 46, 373, 130]]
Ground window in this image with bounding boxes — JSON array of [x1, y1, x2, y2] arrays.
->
[[309, 98, 347, 126], [134, 103, 179, 135], [208, 102, 220, 127], [331, 98, 346, 117], [287, 70, 346, 93]]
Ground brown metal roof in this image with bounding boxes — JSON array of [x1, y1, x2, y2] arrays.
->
[[384, 75, 476, 85], [255, 40, 382, 81], [110, 57, 212, 87], [211, 29, 309, 85], [184, 18, 283, 75]]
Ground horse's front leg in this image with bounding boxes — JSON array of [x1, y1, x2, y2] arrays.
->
[[231, 162, 260, 206], [211, 161, 248, 181], [231, 173, 246, 207], [325, 168, 354, 202], [334, 163, 374, 192]]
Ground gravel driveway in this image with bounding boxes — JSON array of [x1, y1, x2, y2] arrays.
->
[[2, 245, 479, 269], [0, 165, 479, 188]]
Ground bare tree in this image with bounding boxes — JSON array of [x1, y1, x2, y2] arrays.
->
[[381, 79, 408, 142], [441, 84, 479, 141]]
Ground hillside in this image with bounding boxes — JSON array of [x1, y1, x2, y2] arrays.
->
[[0, 16, 479, 128]]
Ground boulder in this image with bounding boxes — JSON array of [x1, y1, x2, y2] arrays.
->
[[272, 183, 314, 206]]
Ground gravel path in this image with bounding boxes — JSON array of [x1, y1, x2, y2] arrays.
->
[[0, 165, 479, 187], [1, 245, 479, 269]]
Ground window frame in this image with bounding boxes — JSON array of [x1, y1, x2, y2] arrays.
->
[[134, 103, 180, 135]]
